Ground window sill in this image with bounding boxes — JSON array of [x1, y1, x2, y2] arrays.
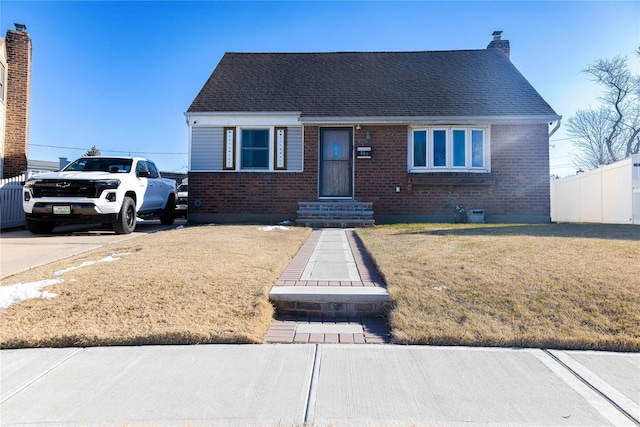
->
[[407, 177, 495, 190]]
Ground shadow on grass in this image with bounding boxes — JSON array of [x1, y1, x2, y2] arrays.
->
[[395, 223, 640, 241]]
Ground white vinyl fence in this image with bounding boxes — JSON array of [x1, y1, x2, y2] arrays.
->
[[0, 173, 27, 229], [551, 154, 640, 225]]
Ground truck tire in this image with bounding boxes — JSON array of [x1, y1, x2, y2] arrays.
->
[[26, 219, 56, 234], [160, 196, 176, 225], [113, 196, 136, 234]]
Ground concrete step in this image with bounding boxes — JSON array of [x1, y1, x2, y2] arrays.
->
[[295, 218, 375, 228], [269, 286, 390, 317], [297, 201, 375, 228], [298, 202, 373, 210]]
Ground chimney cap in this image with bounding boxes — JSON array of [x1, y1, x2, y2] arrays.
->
[[14, 23, 27, 32], [492, 30, 503, 40]]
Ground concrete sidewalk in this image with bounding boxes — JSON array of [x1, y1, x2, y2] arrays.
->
[[1, 344, 638, 426]]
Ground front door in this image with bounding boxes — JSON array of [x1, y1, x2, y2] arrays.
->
[[320, 128, 353, 198]]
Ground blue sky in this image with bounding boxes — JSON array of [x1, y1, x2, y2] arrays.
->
[[2, 1, 639, 176]]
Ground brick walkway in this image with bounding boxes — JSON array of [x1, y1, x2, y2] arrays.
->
[[265, 316, 391, 344]]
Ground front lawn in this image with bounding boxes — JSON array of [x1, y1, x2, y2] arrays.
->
[[0, 225, 311, 348], [357, 223, 640, 351]]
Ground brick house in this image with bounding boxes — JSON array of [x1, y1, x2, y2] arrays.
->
[[185, 32, 561, 225], [1, 24, 31, 179]]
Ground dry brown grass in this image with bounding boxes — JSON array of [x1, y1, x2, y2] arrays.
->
[[0, 225, 311, 348], [357, 223, 640, 351]]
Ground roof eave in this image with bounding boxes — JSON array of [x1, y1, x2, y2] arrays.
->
[[299, 115, 562, 126]]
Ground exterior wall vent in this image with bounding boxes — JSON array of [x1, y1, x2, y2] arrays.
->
[[467, 209, 485, 223]]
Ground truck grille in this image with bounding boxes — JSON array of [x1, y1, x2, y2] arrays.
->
[[30, 180, 101, 198]]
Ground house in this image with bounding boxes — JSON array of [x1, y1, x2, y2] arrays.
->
[[1, 23, 31, 180], [184, 32, 561, 225]]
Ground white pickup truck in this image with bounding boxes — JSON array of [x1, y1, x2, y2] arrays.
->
[[23, 156, 177, 234]]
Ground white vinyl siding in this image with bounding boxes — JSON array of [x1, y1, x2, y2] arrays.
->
[[191, 127, 223, 171], [190, 126, 303, 172], [286, 127, 303, 171]]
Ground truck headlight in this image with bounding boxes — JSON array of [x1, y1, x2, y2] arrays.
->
[[96, 179, 121, 194]]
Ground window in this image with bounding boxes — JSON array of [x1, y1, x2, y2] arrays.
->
[[204, 125, 302, 172], [146, 161, 160, 178], [410, 127, 489, 172], [241, 129, 269, 169]]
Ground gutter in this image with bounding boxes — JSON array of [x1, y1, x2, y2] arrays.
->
[[299, 115, 563, 126], [548, 118, 562, 138]]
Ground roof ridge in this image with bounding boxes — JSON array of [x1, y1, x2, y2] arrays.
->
[[224, 49, 491, 55]]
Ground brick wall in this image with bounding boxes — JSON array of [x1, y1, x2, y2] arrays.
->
[[2, 29, 31, 179], [189, 123, 551, 224], [355, 123, 550, 222]]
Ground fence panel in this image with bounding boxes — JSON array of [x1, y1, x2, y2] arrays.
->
[[0, 174, 26, 229], [551, 155, 639, 225]]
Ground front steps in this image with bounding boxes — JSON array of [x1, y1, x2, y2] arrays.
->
[[268, 229, 390, 318], [296, 201, 374, 228], [270, 287, 390, 318]]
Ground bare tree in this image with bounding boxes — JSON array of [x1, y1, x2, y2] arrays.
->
[[84, 145, 101, 156], [567, 53, 639, 170], [567, 108, 616, 170]]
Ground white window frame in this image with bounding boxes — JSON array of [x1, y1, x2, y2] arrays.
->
[[239, 127, 271, 170], [409, 126, 490, 173]]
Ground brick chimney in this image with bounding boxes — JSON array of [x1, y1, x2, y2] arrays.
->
[[3, 23, 31, 179], [487, 30, 510, 60]]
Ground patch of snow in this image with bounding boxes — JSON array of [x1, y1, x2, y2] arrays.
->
[[279, 220, 292, 226], [433, 285, 449, 291], [0, 279, 63, 310], [1, 253, 129, 310], [53, 253, 129, 276], [258, 225, 289, 231], [175, 225, 184, 229]]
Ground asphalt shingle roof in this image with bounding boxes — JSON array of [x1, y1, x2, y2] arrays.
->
[[187, 49, 558, 118]]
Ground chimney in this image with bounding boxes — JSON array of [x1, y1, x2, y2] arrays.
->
[[487, 30, 510, 60], [3, 23, 31, 178]]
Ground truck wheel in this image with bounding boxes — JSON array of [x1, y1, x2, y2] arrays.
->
[[26, 219, 56, 234], [113, 196, 136, 234], [160, 197, 175, 225]]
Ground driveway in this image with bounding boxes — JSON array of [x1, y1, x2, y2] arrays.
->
[[0, 219, 187, 279]]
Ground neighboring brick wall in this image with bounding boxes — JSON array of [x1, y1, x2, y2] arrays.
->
[[2, 29, 31, 179], [189, 123, 551, 224]]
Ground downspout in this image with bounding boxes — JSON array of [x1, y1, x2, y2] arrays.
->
[[184, 114, 192, 173], [549, 119, 561, 138]]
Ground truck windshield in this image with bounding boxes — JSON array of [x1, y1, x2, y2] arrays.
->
[[64, 158, 133, 173]]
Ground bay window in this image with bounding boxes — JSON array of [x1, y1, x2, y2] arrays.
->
[[410, 127, 489, 172]]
